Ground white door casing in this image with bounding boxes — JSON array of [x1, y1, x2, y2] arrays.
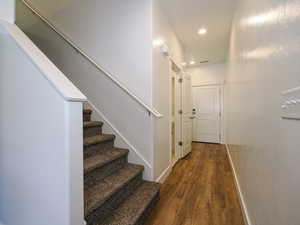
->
[[192, 85, 221, 144], [181, 73, 193, 157]]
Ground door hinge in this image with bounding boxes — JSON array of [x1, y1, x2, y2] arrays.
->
[[179, 110, 183, 115], [219, 112, 222, 117], [178, 141, 183, 146], [178, 78, 183, 83]]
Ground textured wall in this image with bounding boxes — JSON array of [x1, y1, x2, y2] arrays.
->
[[226, 0, 300, 224]]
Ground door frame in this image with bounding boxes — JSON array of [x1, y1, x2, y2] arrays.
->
[[169, 60, 182, 167], [192, 82, 225, 144]]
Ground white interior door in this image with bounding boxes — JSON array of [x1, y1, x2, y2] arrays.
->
[[181, 74, 193, 157], [193, 85, 221, 143]]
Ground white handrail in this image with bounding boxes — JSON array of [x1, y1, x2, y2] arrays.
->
[[21, 0, 163, 118]]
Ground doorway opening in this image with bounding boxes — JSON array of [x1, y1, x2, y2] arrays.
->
[[169, 60, 193, 165]]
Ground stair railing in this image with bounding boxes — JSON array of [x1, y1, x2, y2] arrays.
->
[[21, 0, 163, 118]]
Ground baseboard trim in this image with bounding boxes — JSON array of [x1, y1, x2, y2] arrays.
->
[[156, 164, 172, 184], [226, 144, 252, 225]]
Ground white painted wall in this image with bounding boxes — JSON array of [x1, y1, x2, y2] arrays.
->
[[226, 0, 300, 225], [0, 21, 85, 225], [188, 63, 226, 86], [21, 0, 152, 104], [152, 0, 185, 180], [0, 0, 15, 23], [16, 0, 154, 179]]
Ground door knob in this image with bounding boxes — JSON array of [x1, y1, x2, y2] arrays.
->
[[190, 116, 195, 119]]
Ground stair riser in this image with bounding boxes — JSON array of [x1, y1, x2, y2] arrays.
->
[[84, 155, 128, 186], [86, 173, 143, 224], [84, 141, 114, 159], [135, 192, 160, 225], [84, 126, 102, 138], [83, 113, 92, 122]]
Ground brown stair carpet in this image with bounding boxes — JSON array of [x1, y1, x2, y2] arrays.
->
[[83, 109, 160, 225]]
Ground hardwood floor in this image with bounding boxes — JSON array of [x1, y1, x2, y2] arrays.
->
[[146, 142, 245, 225]]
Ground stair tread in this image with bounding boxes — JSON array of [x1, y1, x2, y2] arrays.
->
[[84, 134, 115, 147], [84, 121, 103, 128], [83, 109, 92, 114], [85, 163, 144, 217], [84, 148, 129, 174], [94, 181, 160, 225]]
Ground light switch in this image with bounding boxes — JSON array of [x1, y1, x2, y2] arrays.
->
[[282, 87, 300, 120]]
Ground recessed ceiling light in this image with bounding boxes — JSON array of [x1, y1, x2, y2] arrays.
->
[[198, 28, 207, 35], [190, 60, 196, 65]]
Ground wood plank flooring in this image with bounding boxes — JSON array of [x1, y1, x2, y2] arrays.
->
[[146, 142, 245, 225]]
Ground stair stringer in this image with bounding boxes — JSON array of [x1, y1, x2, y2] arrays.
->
[[85, 101, 153, 180]]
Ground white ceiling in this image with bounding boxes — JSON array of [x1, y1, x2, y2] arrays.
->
[[159, 0, 237, 66]]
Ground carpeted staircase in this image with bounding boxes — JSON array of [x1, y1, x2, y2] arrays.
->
[[83, 109, 160, 225]]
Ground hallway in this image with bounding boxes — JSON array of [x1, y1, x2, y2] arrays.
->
[[146, 143, 245, 225]]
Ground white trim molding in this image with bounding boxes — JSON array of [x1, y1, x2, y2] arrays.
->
[[156, 164, 172, 184], [226, 144, 252, 225]]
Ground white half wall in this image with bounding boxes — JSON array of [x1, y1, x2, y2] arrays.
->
[[226, 0, 300, 224], [0, 21, 84, 225], [0, 0, 15, 23]]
